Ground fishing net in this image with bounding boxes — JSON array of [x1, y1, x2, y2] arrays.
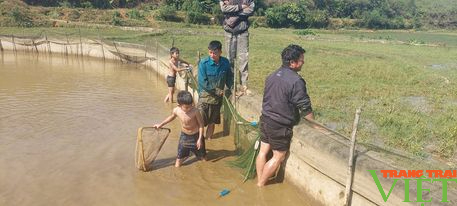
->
[[186, 70, 260, 181], [135, 127, 171, 171]]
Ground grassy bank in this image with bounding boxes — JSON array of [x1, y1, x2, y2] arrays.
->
[[2, 24, 457, 163]]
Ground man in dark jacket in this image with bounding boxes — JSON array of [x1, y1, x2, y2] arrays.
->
[[220, 0, 254, 96], [256, 44, 315, 187]]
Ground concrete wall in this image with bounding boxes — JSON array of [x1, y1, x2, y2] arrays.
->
[[3, 38, 456, 206]]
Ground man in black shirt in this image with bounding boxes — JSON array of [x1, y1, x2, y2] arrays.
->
[[256, 44, 315, 187]]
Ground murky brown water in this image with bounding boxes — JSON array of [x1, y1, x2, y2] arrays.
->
[[0, 51, 314, 206]]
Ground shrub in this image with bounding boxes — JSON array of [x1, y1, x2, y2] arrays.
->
[[249, 16, 267, 28], [307, 9, 329, 28], [155, 5, 181, 22], [211, 3, 223, 25], [68, 10, 80, 20], [182, 0, 205, 13], [127, 8, 143, 20], [112, 11, 122, 25], [265, 4, 289, 28], [9, 7, 33, 27], [186, 11, 210, 24], [80, 1, 93, 8], [293, 29, 316, 36], [362, 9, 389, 29]]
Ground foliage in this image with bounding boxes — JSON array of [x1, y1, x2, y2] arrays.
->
[[264, 4, 289, 28], [111, 10, 122, 25], [5, 0, 457, 29], [293, 29, 316, 36], [181, 0, 206, 13], [154, 5, 181, 22], [265, 2, 328, 28], [127, 8, 143, 20], [9, 7, 34, 27], [185, 11, 210, 25], [68, 10, 80, 20]]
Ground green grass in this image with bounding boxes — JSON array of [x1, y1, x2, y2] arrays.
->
[[2, 24, 457, 162]]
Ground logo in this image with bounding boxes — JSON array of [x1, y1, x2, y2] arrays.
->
[[369, 170, 456, 205]]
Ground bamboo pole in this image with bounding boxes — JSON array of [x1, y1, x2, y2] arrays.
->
[[343, 108, 362, 206], [98, 31, 105, 61], [46, 35, 51, 55], [65, 33, 69, 57], [195, 51, 201, 97], [32, 39, 38, 54], [100, 41, 105, 61], [12, 35, 17, 54], [79, 28, 83, 57], [113, 41, 122, 63], [156, 40, 159, 87]]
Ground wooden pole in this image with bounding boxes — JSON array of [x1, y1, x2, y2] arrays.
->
[[12, 35, 17, 54], [343, 108, 362, 206], [65, 33, 69, 57], [79, 28, 83, 57], [98, 31, 105, 61], [32, 39, 38, 53], [46, 35, 51, 55], [0, 39, 3, 53], [156, 40, 159, 87]]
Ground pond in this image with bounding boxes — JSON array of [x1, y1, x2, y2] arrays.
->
[[0, 51, 315, 206]]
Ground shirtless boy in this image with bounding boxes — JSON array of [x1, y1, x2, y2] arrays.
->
[[154, 90, 206, 167], [164, 47, 191, 103]]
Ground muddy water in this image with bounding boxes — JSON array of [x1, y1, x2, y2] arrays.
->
[[0, 51, 315, 206]]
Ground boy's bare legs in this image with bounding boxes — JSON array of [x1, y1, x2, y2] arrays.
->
[[205, 123, 215, 140], [164, 87, 174, 103], [257, 149, 286, 187], [175, 158, 183, 167]]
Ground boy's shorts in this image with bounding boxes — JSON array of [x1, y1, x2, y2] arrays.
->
[[259, 115, 293, 151], [166, 75, 176, 87], [197, 102, 221, 126], [177, 132, 206, 159]]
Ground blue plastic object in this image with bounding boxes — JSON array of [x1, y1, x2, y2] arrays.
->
[[250, 121, 258, 127], [219, 189, 230, 197]]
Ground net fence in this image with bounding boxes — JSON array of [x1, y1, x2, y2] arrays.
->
[[0, 30, 171, 66], [0, 31, 264, 180], [186, 71, 260, 181]]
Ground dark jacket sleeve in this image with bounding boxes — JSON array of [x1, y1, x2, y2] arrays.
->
[[290, 78, 313, 117]]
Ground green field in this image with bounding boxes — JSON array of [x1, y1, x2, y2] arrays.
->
[[2, 23, 457, 163]]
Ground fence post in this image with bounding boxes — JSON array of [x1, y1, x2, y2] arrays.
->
[[0, 39, 3, 53], [46, 35, 51, 55], [79, 28, 83, 57], [65, 33, 69, 57], [32, 39, 38, 54], [12, 35, 17, 54], [343, 108, 362, 206], [156, 40, 159, 86]]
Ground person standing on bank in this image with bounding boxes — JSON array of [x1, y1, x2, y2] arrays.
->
[[197, 40, 234, 140], [220, 0, 254, 96], [256, 44, 315, 187]]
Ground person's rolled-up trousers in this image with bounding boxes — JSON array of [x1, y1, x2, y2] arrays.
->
[[225, 31, 249, 87]]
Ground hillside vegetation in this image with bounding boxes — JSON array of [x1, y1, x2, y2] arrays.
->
[[0, 0, 456, 29]]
